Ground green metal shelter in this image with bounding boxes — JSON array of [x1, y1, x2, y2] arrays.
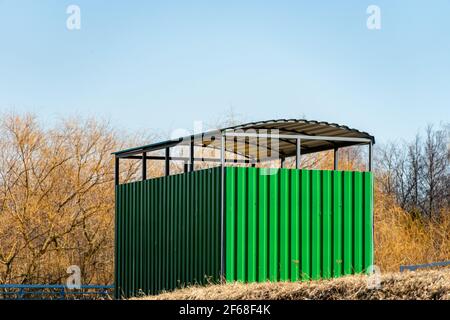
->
[[113, 119, 375, 298]]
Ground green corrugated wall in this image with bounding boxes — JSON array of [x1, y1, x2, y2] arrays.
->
[[115, 167, 222, 298], [115, 166, 374, 298], [224, 167, 373, 282]]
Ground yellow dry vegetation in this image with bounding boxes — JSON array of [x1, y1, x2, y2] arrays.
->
[[0, 113, 448, 287], [138, 269, 450, 300], [375, 190, 450, 272], [0, 114, 142, 284]]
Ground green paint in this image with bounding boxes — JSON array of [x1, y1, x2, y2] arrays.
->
[[280, 169, 289, 281], [301, 170, 311, 281], [322, 171, 332, 279], [269, 172, 279, 281], [115, 167, 374, 298], [258, 170, 268, 282], [333, 171, 343, 277], [290, 170, 300, 281], [343, 171, 353, 275], [354, 172, 363, 273], [364, 172, 374, 273], [225, 167, 236, 281], [248, 168, 257, 282], [237, 168, 247, 281], [311, 170, 321, 280], [115, 168, 221, 298]]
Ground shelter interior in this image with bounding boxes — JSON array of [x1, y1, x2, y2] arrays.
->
[[113, 119, 375, 185]]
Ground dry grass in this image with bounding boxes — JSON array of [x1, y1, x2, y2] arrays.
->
[[135, 184, 450, 301], [138, 269, 450, 300], [374, 191, 450, 272]]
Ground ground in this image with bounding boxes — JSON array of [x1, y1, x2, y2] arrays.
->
[[137, 269, 450, 300]]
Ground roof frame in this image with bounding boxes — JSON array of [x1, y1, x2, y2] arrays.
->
[[113, 119, 375, 185]]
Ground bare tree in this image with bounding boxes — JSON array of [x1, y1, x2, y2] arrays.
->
[[376, 124, 449, 220], [422, 125, 448, 219], [0, 113, 142, 284], [406, 134, 423, 214]]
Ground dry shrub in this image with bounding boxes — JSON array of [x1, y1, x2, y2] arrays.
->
[[0, 113, 144, 284], [375, 186, 450, 272], [0, 112, 448, 288], [139, 269, 450, 300]]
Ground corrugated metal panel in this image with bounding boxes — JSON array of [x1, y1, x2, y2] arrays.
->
[[224, 167, 373, 282], [113, 118, 375, 158], [115, 166, 374, 298], [115, 167, 222, 298]]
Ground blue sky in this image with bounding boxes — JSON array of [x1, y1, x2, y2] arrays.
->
[[0, 0, 449, 143]]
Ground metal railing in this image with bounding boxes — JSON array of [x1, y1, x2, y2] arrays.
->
[[0, 284, 114, 300], [400, 260, 450, 272]]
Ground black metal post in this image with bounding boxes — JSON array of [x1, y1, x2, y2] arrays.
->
[[220, 134, 225, 282], [142, 152, 147, 181], [165, 148, 170, 176], [189, 138, 195, 172], [334, 147, 339, 171], [115, 157, 120, 186], [113, 155, 119, 298]]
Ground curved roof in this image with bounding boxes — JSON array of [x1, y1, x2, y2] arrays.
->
[[224, 119, 373, 139], [114, 119, 374, 159], [221, 119, 374, 158]]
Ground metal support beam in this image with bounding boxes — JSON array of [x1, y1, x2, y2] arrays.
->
[[296, 138, 301, 169], [189, 138, 194, 172], [115, 157, 120, 186], [220, 134, 225, 167], [334, 148, 339, 171], [113, 140, 182, 158], [118, 154, 257, 164], [165, 148, 170, 176], [224, 131, 372, 144], [220, 134, 225, 282], [370, 141, 374, 268], [184, 162, 189, 173], [119, 155, 205, 162], [142, 152, 147, 181]]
